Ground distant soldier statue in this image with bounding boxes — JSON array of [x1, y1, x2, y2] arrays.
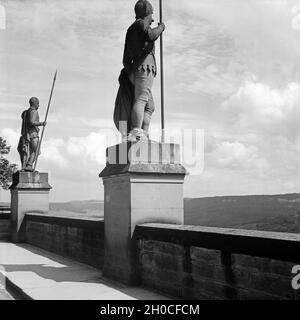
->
[[114, 0, 165, 141], [17, 97, 46, 171]]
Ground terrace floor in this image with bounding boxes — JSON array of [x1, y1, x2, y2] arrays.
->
[[0, 288, 13, 300], [0, 242, 169, 300]]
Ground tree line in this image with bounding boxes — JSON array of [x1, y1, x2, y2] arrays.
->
[[0, 137, 17, 190]]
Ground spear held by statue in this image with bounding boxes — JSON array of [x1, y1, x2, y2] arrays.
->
[[32, 70, 58, 171], [159, 0, 165, 142]]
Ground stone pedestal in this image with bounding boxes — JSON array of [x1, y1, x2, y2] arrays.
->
[[10, 171, 52, 243], [99, 140, 187, 284]]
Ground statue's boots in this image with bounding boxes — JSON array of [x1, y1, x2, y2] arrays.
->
[[24, 164, 34, 172], [123, 128, 148, 142]]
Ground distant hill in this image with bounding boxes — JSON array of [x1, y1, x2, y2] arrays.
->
[[237, 215, 300, 233], [49, 200, 104, 218], [3, 194, 300, 233], [184, 193, 300, 233]]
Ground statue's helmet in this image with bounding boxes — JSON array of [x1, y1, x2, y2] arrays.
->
[[134, 0, 153, 19], [29, 97, 39, 106]]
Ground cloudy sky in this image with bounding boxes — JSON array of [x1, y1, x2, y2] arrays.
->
[[1, 0, 300, 202]]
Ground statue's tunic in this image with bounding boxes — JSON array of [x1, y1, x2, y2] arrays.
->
[[26, 107, 40, 138], [17, 107, 41, 170], [17, 110, 30, 169], [123, 18, 163, 76]]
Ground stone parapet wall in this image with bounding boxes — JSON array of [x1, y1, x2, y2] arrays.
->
[[21, 214, 300, 299], [25, 213, 104, 269], [135, 223, 300, 300], [0, 213, 11, 241]]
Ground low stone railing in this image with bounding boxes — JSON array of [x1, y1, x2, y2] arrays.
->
[[20, 214, 300, 299], [135, 223, 300, 300], [0, 207, 11, 240], [0, 206, 11, 215], [25, 213, 104, 269]]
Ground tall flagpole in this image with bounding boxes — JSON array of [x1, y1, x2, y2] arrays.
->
[[33, 70, 57, 171], [159, 0, 165, 142]]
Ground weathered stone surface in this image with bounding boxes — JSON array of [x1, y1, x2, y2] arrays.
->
[[100, 142, 186, 285], [100, 163, 187, 178], [0, 242, 169, 300], [270, 259, 296, 276], [191, 261, 229, 283], [25, 214, 104, 269], [0, 219, 11, 240], [233, 266, 294, 298], [236, 287, 283, 300], [232, 254, 271, 273], [10, 172, 52, 243], [142, 240, 184, 256], [154, 253, 184, 272], [100, 141, 187, 178], [136, 223, 300, 263], [141, 266, 186, 298], [106, 140, 181, 165], [137, 224, 300, 300], [190, 247, 222, 265], [192, 277, 238, 300], [10, 171, 52, 190]]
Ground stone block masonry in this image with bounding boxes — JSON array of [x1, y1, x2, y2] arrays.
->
[[13, 212, 300, 300], [25, 213, 104, 269], [135, 223, 300, 300], [10, 171, 52, 243], [0, 214, 11, 241], [99, 141, 187, 285]]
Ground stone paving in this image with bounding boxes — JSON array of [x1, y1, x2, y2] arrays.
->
[[0, 288, 13, 300], [0, 242, 169, 300]]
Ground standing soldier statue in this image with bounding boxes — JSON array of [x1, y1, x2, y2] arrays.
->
[[17, 97, 46, 171], [17, 71, 57, 172], [114, 0, 165, 141]]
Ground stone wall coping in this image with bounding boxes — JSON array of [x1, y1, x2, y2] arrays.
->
[[135, 223, 300, 263], [99, 163, 187, 178], [25, 212, 104, 230], [0, 213, 10, 220]]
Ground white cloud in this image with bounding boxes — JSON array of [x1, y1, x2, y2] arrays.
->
[[208, 141, 268, 170], [222, 80, 300, 140], [0, 102, 23, 120], [42, 138, 68, 167], [1, 127, 20, 166], [1, 0, 300, 199], [67, 132, 107, 165], [1, 127, 19, 147]]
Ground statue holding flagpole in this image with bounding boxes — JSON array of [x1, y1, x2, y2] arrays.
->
[[17, 71, 57, 172], [114, 0, 165, 142]]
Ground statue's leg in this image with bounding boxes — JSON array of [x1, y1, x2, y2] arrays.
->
[[25, 137, 39, 170], [23, 152, 28, 170], [17, 137, 24, 170], [142, 91, 155, 133], [131, 68, 154, 130], [19, 153, 24, 170], [18, 150, 24, 170]]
